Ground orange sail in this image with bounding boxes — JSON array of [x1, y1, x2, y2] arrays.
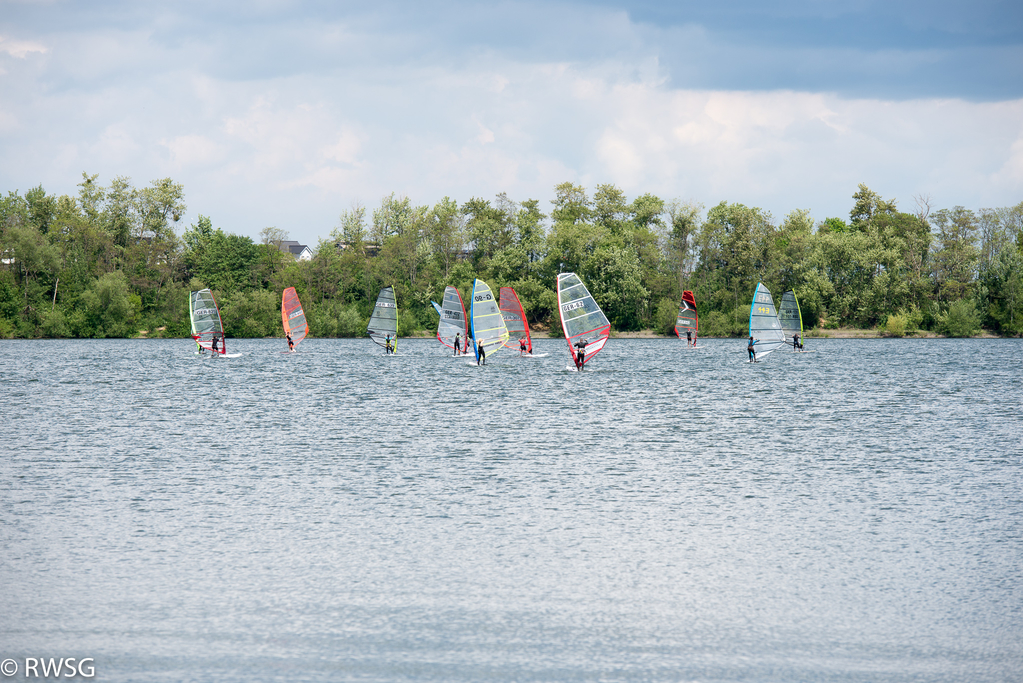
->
[[281, 287, 308, 346]]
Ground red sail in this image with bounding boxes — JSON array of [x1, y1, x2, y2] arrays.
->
[[674, 290, 698, 338], [499, 287, 532, 353], [281, 287, 308, 346]]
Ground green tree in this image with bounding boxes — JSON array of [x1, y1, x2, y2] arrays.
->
[[931, 206, 979, 302]]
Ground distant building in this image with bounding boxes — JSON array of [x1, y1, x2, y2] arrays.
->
[[278, 241, 312, 261]]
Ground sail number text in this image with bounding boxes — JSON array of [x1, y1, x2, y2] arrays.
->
[[194, 308, 217, 316], [561, 301, 585, 313], [474, 293, 493, 302]]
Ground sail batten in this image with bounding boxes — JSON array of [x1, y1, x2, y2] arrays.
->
[[367, 286, 398, 350], [189, 289, 225, 354], [748, 282, 787, 357], [557, 272, 610, 368], [499, 287, 531, 353], [470, 279, 509, 359], [281, 287, 308, 346]]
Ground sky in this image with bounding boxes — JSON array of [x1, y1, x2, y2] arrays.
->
[[1, 0, 1021, 247]]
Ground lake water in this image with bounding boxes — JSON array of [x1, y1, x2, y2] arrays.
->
[[1, 337, 1021, 682]]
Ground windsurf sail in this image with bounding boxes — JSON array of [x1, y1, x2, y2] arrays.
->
[[748, 282, 787, 357], [281, 287, 308, 347], [434, 285, 469, 350], [499, 286, 531, 353], [674, 290, 698, 339], [189, 289, 225, 354], [470, 279, 509, 360], [778, 290, 803, 348], [367, 286, 398, 350], [557, 272, 610, 369]]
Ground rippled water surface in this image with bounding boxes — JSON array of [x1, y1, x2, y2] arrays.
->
[[2, 337, 1021, 682]]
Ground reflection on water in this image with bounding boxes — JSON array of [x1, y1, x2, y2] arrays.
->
[[1, 337, 1021, 682]]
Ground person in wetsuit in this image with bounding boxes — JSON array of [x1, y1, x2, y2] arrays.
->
[[211, 336, 220, 355], [686, 329, 692, 346], [477, 339, 485, 366], [748, 336, 758, 363], [454, 333, 461, 356], [519, 338, 528, 355], [384, 335, 393, 354], [574, 338, 587, 370], [287, 334, 294, 352], [792, 332, 802, 351]]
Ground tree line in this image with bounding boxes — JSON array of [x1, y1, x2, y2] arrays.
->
[[2, 173, 1021, 340]]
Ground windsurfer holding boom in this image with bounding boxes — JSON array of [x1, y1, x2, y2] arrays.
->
[[748, 336, 758, 363], [574, 339, 587, 370]]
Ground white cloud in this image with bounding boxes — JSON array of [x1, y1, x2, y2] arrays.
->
[[0, 2, 1020, 247], [0, 36, 48, 59], [160, 135, 227, 168]]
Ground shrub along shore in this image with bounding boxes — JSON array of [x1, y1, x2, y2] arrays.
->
[[2, 174, 1021, 340]]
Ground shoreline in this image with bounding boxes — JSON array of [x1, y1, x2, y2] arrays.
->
[[9, 327, 1006, 340]]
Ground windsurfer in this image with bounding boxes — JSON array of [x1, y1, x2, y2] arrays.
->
[[287, 334, 294, 352], [385, 335, 393, 355], [211, 336, 220, 355], [519, 338, 528, 355], [748, 336, 758, 363], [792, 333, 802, 351], [686, 329, 692, 346], [477, 339, 485, 366], [574, 339, 587, 370], [454, 333, 461, 356]]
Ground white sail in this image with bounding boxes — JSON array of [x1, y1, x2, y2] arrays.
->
[[778, 290, 803, 348], [436, 285, 468, 350], [748, 282, 787, 357], [557, 272, 610, 368], [189, 289, 225, 354], [367, 286, 398, 350]]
